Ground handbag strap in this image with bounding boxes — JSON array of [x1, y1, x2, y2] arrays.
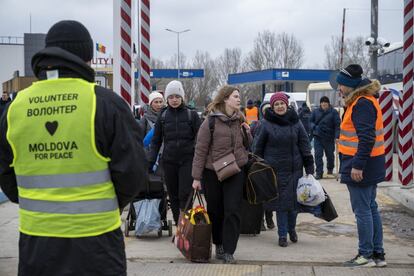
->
[[184, 189, 196, 210], [314, 110, 329, 126], [195, 190, 206, 207], [184, 189, 207, 211], [241, 126, 251, 152]]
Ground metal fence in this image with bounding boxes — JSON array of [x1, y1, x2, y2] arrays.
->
[[0, 36, 24, 44]]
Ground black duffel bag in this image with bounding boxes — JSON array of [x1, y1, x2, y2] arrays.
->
[[244, 153, 278, 205]]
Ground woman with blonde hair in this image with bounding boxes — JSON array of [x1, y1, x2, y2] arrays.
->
[[192, 85, 251, 264]]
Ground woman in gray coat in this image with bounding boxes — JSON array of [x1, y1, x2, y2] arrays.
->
[[254, 92, 314, 247]]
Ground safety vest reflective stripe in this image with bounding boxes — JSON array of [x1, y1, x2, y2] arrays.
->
[[16, 169, 111, 189], [19, 197, 118, 214], [338, 140, 385, 148], [340, 129, 384, 138]]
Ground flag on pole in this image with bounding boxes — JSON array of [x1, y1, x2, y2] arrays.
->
[[96, 43, 106, 54]]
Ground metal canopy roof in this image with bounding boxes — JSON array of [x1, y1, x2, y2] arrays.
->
[[228, 68, 335, 85]]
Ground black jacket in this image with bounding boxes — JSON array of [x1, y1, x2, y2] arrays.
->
[[0, 97, 11, 118], [310, 106, 341, 140], [150, 104, 201, 164], [253, 108, 314, 211], [0, 47, 146, 276]]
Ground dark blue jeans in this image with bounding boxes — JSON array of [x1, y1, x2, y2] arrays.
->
[[314, 137, 335, 175], [276, 211, 298, 238], [346, 184, 384, 258]]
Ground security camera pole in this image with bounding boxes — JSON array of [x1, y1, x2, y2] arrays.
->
[[370, 0, 378, 79]]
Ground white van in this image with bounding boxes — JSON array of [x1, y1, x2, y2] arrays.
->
[[263, 92, 306, 111]]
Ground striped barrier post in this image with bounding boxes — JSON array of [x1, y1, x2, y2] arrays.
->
[[399, 0, 414, 186], [119, 0, 132, 105], [140, 0, 150, 105], [379, 90, 394, 181]]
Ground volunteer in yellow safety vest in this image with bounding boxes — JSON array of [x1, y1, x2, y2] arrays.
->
[[335, 64, 386, 268], [245, 99, 259, 124], [0, 20, 147, 276]]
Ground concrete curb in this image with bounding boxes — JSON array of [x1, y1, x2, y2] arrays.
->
[[379, 182, 414, 213]]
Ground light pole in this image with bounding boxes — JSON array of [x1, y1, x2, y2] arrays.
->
[[165, 28, 190, 79]]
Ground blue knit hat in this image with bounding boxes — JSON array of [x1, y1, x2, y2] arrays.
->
[[336, 64, 363, 88]]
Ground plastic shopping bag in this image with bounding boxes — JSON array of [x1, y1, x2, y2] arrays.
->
[[134, 199, 161, 236], [297, 174, 325, 206]]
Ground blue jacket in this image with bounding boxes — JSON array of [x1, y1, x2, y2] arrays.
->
[[339, 80, 385, 186], [253, 108, 314, 211], [310, 106, 341, 140]]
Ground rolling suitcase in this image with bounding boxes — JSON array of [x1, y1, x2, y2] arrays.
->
[[240, 199, 263, 235]]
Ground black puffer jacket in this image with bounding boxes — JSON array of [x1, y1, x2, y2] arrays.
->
[[253, 108, 314, 211], [151, 104, 201, 164]]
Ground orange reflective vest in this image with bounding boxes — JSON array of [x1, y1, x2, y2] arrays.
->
[[245, 106, 258, 124], [338, 95, 385, 156]]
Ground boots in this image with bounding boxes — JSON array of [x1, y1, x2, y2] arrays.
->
[[278, 237, 288, 247], [265, 211, 275, 230]]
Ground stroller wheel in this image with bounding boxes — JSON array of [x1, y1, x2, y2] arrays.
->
[[168, 220, 173, 237], [124, 219, 130, 237], [157, 229, 162, 238]]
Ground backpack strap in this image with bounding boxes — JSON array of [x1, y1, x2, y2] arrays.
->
[[187, 109, 192, 122], [161, 108, 195, 136], [187, 108, 194, 135], [208, 115, 215, 138], [160, 109, 167, 135]]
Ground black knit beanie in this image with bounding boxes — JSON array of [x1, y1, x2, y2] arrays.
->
[[320, 96, 330, 104], [45, 20, 93, 62], [336, 64, 363, 88]]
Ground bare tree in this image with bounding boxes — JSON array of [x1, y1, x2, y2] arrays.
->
[[324, 36, 371, 76], [244, 30, 280, 70], [215, 48, 243, 86], [183, 50, 218, 108], [150, 58, 166, 69], [276, 32, 304, 68], [244, 30, 305, 71]]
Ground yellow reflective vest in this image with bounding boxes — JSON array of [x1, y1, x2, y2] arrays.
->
[[7, 78, 121, 237]]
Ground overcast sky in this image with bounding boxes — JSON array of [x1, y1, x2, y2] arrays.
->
[[0, 0, 403, 68]]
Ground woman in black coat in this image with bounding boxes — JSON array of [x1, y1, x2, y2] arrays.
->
[[253, 92, 314, 247]]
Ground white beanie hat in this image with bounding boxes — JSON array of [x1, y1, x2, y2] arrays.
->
[[148, 91, 163, 105], [164, 80, 185, 100]]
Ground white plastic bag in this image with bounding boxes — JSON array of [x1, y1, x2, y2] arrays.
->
[[134, 199, 161, 236], [297, 175, 325, 206]]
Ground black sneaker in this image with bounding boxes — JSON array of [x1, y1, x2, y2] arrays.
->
[[373, 252, 387, 267], [278, 237, 288, 247], [215, 244, 225, 260], [289, 231, 298, 243], [315, 174, 323, 180], [343, 254, 376, 267], [327, 170, 333, 175], [223, 253, 237, 264]]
